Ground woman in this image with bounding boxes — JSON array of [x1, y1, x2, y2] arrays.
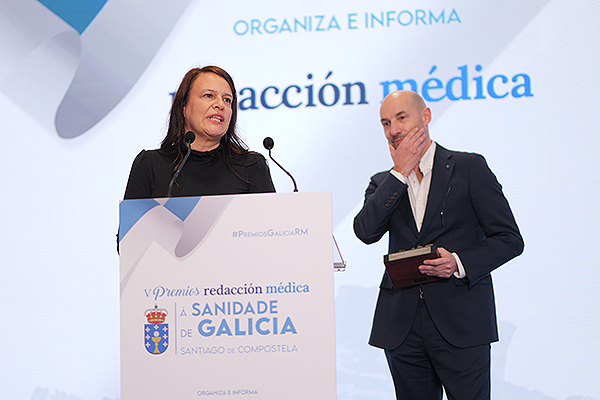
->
[[123, 66, 275, 199]]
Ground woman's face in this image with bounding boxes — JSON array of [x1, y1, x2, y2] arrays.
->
[[183, 72, 234, 151]]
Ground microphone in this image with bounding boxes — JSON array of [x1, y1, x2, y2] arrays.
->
[[263, 137, 274, 150], [167, 131, 195, 197], [263, 137, 298, 192], [184, 130, 195, 144]]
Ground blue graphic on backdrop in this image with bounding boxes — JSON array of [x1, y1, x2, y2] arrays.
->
[[37, 0, 109, 33], [0, 0, 194, 139]]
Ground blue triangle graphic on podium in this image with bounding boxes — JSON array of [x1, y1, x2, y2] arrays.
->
[[118, 199, 160, 242]]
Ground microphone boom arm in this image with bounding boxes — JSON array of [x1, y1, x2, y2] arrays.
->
[[268, 149, 298, 192]]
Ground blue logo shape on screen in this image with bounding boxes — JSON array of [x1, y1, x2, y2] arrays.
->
[[0, 0, 194, 139], [144, 305, 169, 355], [37, 0, 109, 34]]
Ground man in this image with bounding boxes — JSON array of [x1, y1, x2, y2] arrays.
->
[[353, 90, 523, 400]]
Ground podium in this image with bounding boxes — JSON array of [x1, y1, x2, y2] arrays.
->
[[118, 192, 336, 399]]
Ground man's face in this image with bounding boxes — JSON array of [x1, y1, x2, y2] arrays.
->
[[380, 92, 431, 149]]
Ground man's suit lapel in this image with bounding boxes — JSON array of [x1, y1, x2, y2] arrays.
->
[[398, 190, 419, 237], [418, 144, 454, 240]]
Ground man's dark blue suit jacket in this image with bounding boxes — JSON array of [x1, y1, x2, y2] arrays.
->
[[354, 144, 524, 350]]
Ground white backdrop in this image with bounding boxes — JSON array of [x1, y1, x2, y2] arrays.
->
[[1, 0, 599, 399]]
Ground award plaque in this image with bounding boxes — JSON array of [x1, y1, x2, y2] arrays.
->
[[384, 244, 441, 288]]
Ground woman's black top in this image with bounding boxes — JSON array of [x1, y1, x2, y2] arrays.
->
[[123, 146, 275, 199]]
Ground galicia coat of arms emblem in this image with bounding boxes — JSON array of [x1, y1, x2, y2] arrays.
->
[[144, 304, 168, 355]]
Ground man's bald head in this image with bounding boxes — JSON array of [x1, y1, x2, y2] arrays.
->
[[381, 90, 427, 114]]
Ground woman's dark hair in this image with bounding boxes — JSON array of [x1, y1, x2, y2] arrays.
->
[[159, 66, 251, 174]]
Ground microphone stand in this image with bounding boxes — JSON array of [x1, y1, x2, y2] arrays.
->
[[263, 137, 298, 192], [167, 132, 195, 197], [267, 148, 298, 192]]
